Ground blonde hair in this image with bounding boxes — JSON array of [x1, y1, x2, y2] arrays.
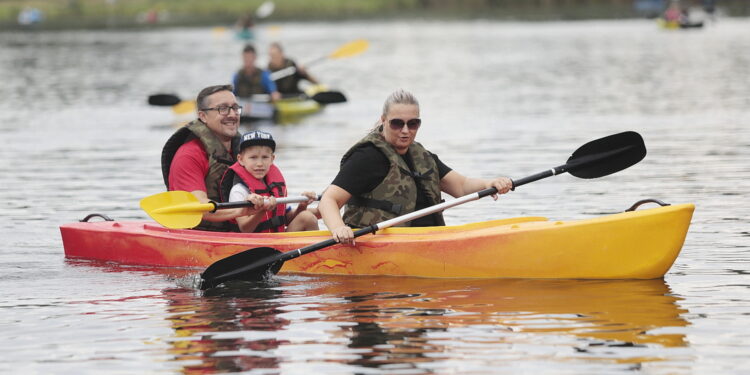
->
[[373, 89, 419, 130], [382, 88, 419, 116]]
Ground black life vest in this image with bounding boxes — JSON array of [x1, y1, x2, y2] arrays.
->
[[161, 120, 241, 232]]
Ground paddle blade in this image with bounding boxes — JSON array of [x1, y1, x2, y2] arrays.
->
[[140, 191, 211, 229], [148, 94, 181, 106], [311, 91, 347, 104], [256, 1, 275, 18], [329, 39, 369, 59], [567, 131, 646, 179], [200, 247, 284, 289], [172, 100, 197, 115]]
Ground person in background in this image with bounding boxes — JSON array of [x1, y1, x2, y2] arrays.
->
[[161, 84, 273, 232], [232, 44, 282, 101], [268, 42, 319, 95], [234, 13, 255, 40], [220, 130, 319, 233], [663, 0, 683, 23], [319, 89, 514, 245]]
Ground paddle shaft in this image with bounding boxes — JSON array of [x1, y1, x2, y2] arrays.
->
[[212, 195, 320, 211], [270, 40, 367, 81], [270, 65, 309, 81], [512, 164, 568, 188]]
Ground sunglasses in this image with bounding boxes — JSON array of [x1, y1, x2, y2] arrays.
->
[[388, 118, 422, 130]]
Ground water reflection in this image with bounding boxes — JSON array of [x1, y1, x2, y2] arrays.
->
[[163, 281, 289, 373], [156, 275, 689, 373]]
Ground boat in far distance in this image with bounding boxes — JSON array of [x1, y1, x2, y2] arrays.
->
[[657, 17, 704, 29]]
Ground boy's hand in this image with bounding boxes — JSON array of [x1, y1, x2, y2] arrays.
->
[[262, 196, 277, 211], [241, 193, 265, 216], [298, 191, 317, 209]]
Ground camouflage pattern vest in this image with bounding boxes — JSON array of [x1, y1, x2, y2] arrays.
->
[[270, 58, 301, 95], [234, 67, 266, 97], [341, 128, 445, 228], [161, 120, 241, 232]]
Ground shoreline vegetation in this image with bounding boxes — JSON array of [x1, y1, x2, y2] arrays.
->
[[2, 0, 748, 30]]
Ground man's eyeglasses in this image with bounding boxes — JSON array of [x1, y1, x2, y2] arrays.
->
[[388, 118, 421, 131], [201, 105, 243, 115]]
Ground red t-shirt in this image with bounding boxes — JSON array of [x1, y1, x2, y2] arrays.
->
[[168, 138, 209, 192]]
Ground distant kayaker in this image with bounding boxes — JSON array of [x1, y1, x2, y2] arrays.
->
[[232, 44, 282, 101], [268, 42, 319, 95], [219, 130, 320, 233], [663, 1, 683, 23], [161, 84, 274, 232], [319, 89, 514, 245]]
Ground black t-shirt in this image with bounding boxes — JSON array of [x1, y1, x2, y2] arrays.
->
[[331, 143, 452, 226]]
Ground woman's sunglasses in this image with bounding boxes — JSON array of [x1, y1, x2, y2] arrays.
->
[[388, 118, 422, 130]]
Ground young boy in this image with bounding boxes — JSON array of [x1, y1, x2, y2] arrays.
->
[[220, 130, 319, 233]]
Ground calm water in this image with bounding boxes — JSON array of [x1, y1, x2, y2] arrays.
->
[[1, 19, 749, 374]]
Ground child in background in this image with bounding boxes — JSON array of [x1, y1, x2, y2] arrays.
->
[[220, 130, 319, 233]]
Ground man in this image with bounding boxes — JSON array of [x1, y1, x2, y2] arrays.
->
[[232, 44, 281, 101], [161, 84, 271, 231], [268, 42, 318, 95]]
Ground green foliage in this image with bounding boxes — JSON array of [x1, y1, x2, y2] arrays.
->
[[1, 0, 747, 30]]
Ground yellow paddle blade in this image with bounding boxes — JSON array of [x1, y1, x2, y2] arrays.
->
[[140, 191, 215, 229], [266, 25, 282, 36], [172, 100, 197, 115], [329, 39, 369, 59]]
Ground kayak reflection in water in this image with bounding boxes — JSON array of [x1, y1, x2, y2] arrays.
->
[[268, 42, 319, 96], [319, 89, 514, 245]]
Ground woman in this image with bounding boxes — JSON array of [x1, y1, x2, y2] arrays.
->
[[319, 89, 513, 245], [268, 42, 318, 95]]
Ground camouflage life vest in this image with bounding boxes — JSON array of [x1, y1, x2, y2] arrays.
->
[[234, 67, 266, 97], [269, 58, 301, 95], [161, 120, 241, 232], [341, 128, 445, 228]]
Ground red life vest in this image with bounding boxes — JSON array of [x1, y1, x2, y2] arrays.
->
[[223, 162, 287, 233]]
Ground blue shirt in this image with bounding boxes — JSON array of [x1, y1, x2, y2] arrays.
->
[[232, 70, 278, 95]]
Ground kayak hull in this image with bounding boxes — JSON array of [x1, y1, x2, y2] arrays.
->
[[60, 204, 694, 279], [657, 18, 704, 29], [238, 85, 329, 122], [237, 96, 321, 123]]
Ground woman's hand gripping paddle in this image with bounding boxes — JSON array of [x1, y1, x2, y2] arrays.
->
[[197, 131, 647, 290]]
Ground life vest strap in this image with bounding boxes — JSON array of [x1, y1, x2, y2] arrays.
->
[[255, 215, 287, 232], [398, 166, 434, 180]]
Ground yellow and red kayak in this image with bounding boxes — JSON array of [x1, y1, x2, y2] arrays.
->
[[60, 203, 693, 279]]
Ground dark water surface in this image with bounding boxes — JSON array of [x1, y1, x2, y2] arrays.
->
[[1, 19, 749, 374]]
